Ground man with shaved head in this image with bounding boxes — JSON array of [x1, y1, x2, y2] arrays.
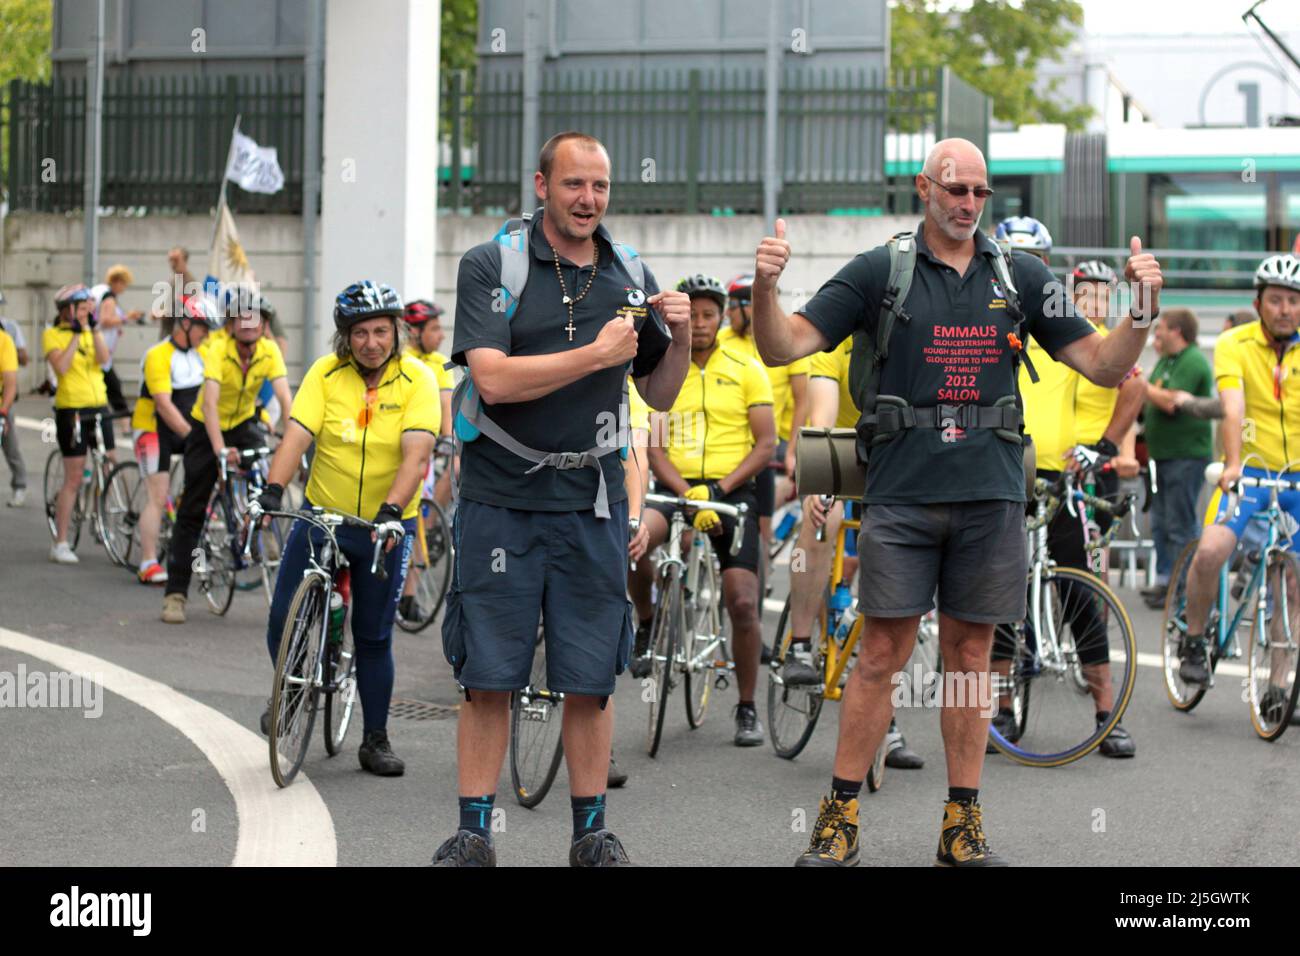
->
[[752, 138, 1164, 866]]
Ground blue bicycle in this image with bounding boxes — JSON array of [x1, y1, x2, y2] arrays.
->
[[1160, 460, 1300, 740]]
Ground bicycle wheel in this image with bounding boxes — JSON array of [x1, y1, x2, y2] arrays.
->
[[510, 622, 565, 807], [1248, 551, 1300, 740], [647, 571, 682, 758], [99, 460, 143, 567], [44, 450, 83, 550], [254, 513, 293, 607], [683, 539, 726, 728], [270, 575, 328, 788], [196, 496, 237, 616], [766, 595, 826, 759], [396, 499, 452, 633], [988, 567, 1136, 767], [1160, 541, 1213, 712], [322, 615, 358, 756], [156, 460, 183, 568], [866, 737, 887, 792]]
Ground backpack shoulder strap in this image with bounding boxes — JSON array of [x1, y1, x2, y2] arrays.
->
[[610, 239, 645, 290], [877, 231, 917, 362], [988, 244, 1038, 384], [494, 210, 533, 320]]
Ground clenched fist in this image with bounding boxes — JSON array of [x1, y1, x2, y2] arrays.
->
[[754, 217, 791, 293], [647, 289, 691, 341], [592, 313, 639, 369], [1125, 236, 1163, 324]]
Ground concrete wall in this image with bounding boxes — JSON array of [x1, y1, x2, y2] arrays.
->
[[2, 210, 914, 395]]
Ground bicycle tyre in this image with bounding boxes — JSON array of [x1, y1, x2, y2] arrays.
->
[[1247, 551, 1300, 740], [866, 737, 887, 792], [1160, 541, 1212, 712], [510, 623, 565, 807], [988, 567, 1136, 767], [99, 460, 142, 567], [196, 495, 237, 616], [270, 575, 328, 787], [44, 450, 83, 551], [322, 616, 358, 756], [395, 499, 452, 633], [683, 536, 725, 729], [647, 569, 681, 758], [766, 595, 825, 759]]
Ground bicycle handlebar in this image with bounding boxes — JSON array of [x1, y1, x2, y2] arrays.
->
[[252, 505, 401, 580], [1204, 461, 1300, 492], [645, 492, 750, 556]]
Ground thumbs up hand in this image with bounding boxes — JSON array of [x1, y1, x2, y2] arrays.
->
[[755, 217, 791, 293], [1125, 235, 1163, 325]]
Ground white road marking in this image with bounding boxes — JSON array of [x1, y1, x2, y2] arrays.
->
[[0, 627, 337, 866]]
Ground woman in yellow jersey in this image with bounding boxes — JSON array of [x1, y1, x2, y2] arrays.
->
[[44, 284, 112, 564], [255, 280, 440, 777]]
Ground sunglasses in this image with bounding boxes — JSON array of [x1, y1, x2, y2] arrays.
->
[[925, 174, 994, 199], [356, 386, 378, 428]]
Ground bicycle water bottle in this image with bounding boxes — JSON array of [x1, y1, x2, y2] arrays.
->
[[81, 463, 92, 486], [775, 509, 797, 541], [1231, 517, 1268, 600], [328, 570, 351, 645], [828, 582, 853, 615]]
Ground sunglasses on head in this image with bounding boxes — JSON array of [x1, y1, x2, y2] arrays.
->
[[925, 174, 994, 199]]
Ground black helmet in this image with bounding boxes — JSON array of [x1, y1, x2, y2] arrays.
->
[[334, 280, 403, 333], [675, 273, 727, 310]]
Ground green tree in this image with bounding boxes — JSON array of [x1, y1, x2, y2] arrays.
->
[[0, 0, 52, 192], [441, 0, 477, 74], [890, 0, 1093, 130]]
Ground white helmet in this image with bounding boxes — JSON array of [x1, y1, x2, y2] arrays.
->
[[1255, 254, 1300, 294]]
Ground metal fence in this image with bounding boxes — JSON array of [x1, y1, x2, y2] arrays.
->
[[4, 66, 988, 217], [5, 73, 305, 214]]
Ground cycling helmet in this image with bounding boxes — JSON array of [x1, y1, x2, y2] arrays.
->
[[54, 283, 91, 308], [220, 282, 275, 323], [675, 274, 727, 310], [403, 299, 444, 325], [994, 216, 1053, 254], [181, 294, 224, 331], [334, 280, 403, 333], [726, 273, 756, 304], [1072, 260, 1117, 284], [1254, 254, 1300, 294]]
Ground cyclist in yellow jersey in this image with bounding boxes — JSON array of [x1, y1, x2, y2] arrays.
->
[[781, 334, 925, 769], [161, 296, 293, 623], [131, 296, 221, 584], [397, 298, 456, 622], [718, 273, 811, 551], [628, 273, 776, 746], [1180, 254, 1300, 692], [1007, 256, 1142, 757], [44, 284, 114, 564], [252, 280, 440, 776], [0, 329, 16, 446]]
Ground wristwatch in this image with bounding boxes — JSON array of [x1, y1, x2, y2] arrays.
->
[[628, 516, 641, 537]]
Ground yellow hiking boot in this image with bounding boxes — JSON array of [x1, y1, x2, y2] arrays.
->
[[936, 798, 1008, 867], [794, 796, 859, 867]]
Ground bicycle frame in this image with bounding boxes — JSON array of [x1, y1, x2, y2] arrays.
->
[[819, 513, 863, 702]]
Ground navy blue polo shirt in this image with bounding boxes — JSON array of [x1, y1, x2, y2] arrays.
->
[[452, 209, 671, 511], [798, 222, 1094, 505]]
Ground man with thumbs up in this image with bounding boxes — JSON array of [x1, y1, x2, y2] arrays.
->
[[752, 138, 1162, 867]]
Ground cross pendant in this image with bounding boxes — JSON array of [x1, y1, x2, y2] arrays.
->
[[566, 318, 576, 341]]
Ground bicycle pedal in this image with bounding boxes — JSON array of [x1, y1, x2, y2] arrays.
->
[[713, 675, 730, 691]]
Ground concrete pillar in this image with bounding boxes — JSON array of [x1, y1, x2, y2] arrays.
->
[[318, 0, 439, 360]]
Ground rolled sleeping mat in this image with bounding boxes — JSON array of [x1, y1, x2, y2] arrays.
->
[[795, 427, 866, 499]]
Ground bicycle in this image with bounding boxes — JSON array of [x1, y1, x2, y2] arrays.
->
[[640, 491, 743, 758], [42, 409, 138, 565], [766, 497, 891, 791], [1160, 459, 1300, 740], [988, 470, 1138, 766], [509, 616, 565, 808], [105, 456, 183, 573], [260, 506, 397, 788], [395, 437, 455, 633]]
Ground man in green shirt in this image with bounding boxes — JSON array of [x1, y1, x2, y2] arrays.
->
[[1142, 308, 1213, 608]]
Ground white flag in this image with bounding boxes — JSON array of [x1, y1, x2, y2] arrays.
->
[[208, 199, 257, 288], [224, 130, 285, 195]]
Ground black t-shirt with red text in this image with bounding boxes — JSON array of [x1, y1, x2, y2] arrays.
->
[[799, 224, 1093, 505]]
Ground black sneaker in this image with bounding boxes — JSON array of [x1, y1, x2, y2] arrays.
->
[[358, 729, 406, 776], [431, 830, 496, 867], [1140, 582, 1168, 601], [884, 722, 924, 769], [1097, 719, 1136, 758], [1179, 635, 1209, 685], [986, 710, 1019, 753], [734, 703, 764, 747], [397, 594, 420, 622], [1259, 686, 1290, 726], [607, 756, 628, 789], [628, 619, 653, 679], [780, 642, 821, 686], [259, 700, 271, 736], [569, 829, 632, 867]]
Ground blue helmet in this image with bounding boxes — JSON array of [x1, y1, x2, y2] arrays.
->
[[995, 216, 1053, 254], [334, 280, 403, 333]]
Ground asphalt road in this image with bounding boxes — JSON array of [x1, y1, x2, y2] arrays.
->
[[1, 395, 1297, 867]]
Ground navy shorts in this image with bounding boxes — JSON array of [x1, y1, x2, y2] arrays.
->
[[441, 497, 634, 696]]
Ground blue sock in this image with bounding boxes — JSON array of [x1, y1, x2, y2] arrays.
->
[[571, 793, 606, 839], [458, 794, 495, 837]]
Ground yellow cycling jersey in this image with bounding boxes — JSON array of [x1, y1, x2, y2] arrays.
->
[[132, 339, 206, 432], [405, 346, 456, 391], [1215, 320, 1300, 472], [1073, 325, 1142, 446], [43, 325, 107, 410], [1020, 338, 1079, 469], [192, 334, 287, 429], [291, 353, 441, 520], [627, 375, 650, 432], [717, 325, 810, 441], [661, 346, 773, 482], [0, 330, 17, 376], [808, 336, 859, 430]]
